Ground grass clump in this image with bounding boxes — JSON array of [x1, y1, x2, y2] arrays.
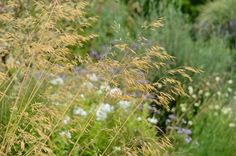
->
[[0, 0, 199, 155]]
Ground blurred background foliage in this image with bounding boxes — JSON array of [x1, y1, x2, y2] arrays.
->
[[88, 0, 235, 75], [1, 0, 236, 155], [86, 1, 236, 154]]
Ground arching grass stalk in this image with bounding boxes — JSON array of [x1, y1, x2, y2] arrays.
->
[[0, 57, 34, 153]]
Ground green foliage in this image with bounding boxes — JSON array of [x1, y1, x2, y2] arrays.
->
[[196, 0, 236, 47], [170, 97, 236, 156], [0, 0, 235, 155]]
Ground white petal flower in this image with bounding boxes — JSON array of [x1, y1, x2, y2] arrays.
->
[[181, 107, 187, 112], [227, 88, 233, 93], [228, 80, 233, 84], [109, 87, 122, 96], [88, 73, 98, 82], [113, 146, 121, 151], [157, 83, 162, 89], [229, 123, 236, 128], [118, 100, 130, 110], [194, 102, 200, 107], [214, 105, 220, 110], [192, 94, 197, 99], [147, 117, 158, 124], [198, 90, 203, 95], [204, 92, 210, 97], [97, 89, 103, 95], [73, 107, 87, 116], [59, 131, 72, 139], [63, 116, 70, 125], [180, 103, 187, 112], [96, 103, 114, 121], [50, 77, 64, 85], [100, 83, 111, 91], [188, 86, 194, 95], [215, 77, 220, 82], [80, 94, 85, 98], [188, 121, 193, 126], [137, 116, 142, 121], [221, 107, 232, 115]]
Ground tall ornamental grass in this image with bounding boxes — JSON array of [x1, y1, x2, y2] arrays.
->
[[0, 0, 198, 155]]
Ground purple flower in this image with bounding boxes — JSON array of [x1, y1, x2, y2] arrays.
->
[[185, 137, 192, 144], [176, 127, 192, 135], [89, 50, 101, 60], [183, 129, 192, 135], [176, 127, 183, 134]]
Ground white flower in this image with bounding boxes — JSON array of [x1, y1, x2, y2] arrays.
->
[[118, 100, 130, 110], [100, 83, 111, 91], [137, 116, 142, 121], [16, 60, 21, 65], [221, 107, 232, 115], [157, 83, 162, 89], [171, 107, 176, 112], [59, 131, 72, 139], [97, 89, 103, 95], [198, 90, 203, 95], [180, 103, 187, 112], [113, 146, 121, 151], [181, 107, 187, 112], [227, 88, 233, 93], [228, 80, 233, 84], [217, 91, 221, 96], [109, 87, 122, 96], [73, 107, 87, 116], [50, 77, 64, 85], [192, 94, 197, 99], [204, 92, 210, 97], [96, 103, 114, 121], [188, 121, 193, 126], [88, 73, 98, 82], [188, 86, 194, 95], [194, 102, 200, 107], [147, 117, 158, 124], [229, 123, 236, 128], [80, 94, 85, 98], [214, 105, 220, 110], [215, 77, 220, 82], [63, 116, 70, 125]]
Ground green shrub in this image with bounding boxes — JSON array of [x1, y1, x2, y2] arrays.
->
[[196, 0, 236, 48]]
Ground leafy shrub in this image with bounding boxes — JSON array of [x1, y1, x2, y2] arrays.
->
[[196, 0, 236, 48]]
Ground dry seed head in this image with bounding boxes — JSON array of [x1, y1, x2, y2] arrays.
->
[[0, 0, 96, 76]]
